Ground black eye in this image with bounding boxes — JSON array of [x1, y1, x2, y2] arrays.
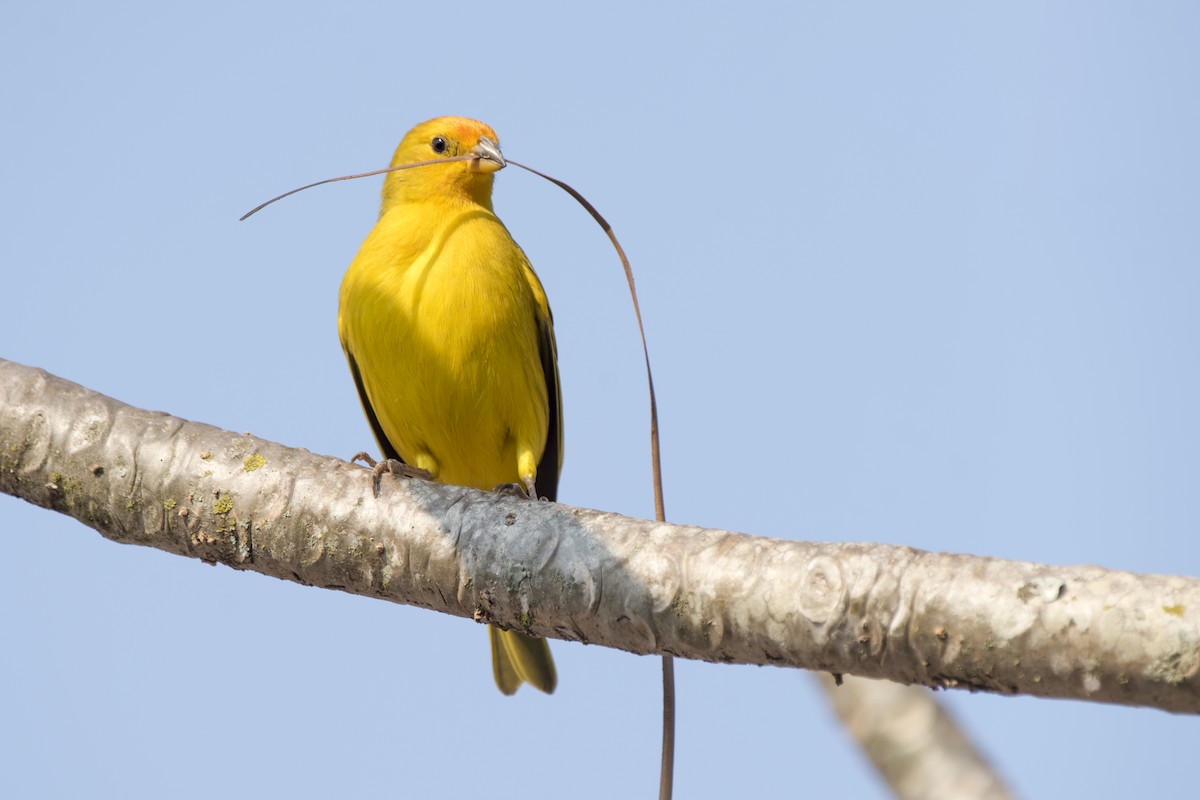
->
[[431, 137, 447, 154]]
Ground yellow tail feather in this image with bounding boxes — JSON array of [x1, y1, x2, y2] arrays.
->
[[489, 625, 557, 695]]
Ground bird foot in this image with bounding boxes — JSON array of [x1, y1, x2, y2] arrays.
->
[[492, 477, 546, 501], [351, 452, 432, 497]]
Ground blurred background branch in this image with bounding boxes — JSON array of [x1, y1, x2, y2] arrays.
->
[[819, 674, 1013, 800]]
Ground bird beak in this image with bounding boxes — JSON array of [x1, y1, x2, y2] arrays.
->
[[470, 136, 506, 173]]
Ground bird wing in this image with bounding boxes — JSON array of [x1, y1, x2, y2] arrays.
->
[[534, 307, 563, 503], [344, 345, 403, 464]]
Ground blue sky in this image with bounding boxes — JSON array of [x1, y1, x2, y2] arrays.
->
[[2, 2, 1197, 797]]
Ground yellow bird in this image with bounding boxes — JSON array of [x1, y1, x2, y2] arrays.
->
[[337, 117, 561, 695]]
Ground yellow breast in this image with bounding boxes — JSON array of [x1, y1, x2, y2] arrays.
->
[[338, 199, 550, 490]]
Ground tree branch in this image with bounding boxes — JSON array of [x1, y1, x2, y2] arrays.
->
[[3, 358, 1198, 713], [818, 674, 1013, 799]]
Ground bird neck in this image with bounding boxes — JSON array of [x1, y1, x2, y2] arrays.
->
[[380, 170, 495, 216]]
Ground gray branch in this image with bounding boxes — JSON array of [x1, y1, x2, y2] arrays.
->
[[2, 358, 1198, 714], [818, 674, 1013, 799]]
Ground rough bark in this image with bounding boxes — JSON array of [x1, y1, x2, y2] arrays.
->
[[2, 358, 1198, 713]]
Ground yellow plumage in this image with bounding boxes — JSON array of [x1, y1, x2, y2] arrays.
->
[[337, 117, 561, 695]]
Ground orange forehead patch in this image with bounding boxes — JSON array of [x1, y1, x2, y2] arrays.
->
[[415, 116, 498, 148]]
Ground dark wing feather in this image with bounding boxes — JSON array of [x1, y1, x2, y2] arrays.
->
[[534, 310, 563, 502], [345, 347, 403, 464]]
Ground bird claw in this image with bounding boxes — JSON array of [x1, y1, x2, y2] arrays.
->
[[492, 478, 546, 501], [351, 452, 432, 497]]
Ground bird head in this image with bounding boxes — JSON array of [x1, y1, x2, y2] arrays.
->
[[381, 116, 506, 211]]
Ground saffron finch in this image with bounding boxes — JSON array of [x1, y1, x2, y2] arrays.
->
[[337, 116, 561, 695]]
